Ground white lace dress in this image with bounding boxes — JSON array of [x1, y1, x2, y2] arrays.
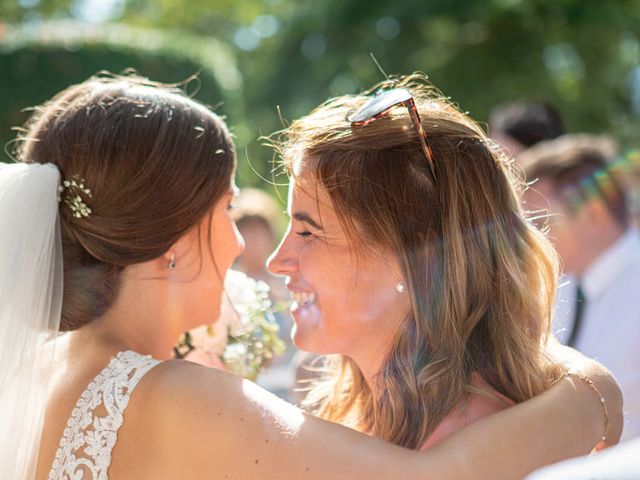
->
[[47, 350, 161, 480]]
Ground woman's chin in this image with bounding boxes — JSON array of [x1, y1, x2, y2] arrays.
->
[[290, 318, 320, 353], [290, 302, 344, 355], [291, 321, 336, 356]]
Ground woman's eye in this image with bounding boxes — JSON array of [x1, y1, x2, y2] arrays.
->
[[227, 202, 236, 211], [296, 230, 312, 238]]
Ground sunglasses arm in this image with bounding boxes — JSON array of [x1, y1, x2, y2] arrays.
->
[[405, 99, 437, 181]]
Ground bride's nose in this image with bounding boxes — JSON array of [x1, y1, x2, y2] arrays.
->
[[233, 222, 246, 257]]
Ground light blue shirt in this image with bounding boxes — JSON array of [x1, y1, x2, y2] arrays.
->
[[527, 438, 640, 479], [554, 228, 640, 441]]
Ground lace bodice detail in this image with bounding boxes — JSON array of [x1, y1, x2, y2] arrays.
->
[[47, 351, 161, 480]]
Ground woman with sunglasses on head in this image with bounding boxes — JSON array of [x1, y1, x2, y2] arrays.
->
[[268, 73, 618, 454], [0, 73, 621, 480]]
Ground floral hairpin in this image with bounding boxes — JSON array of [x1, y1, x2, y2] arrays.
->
[[57, 176, 93, 218]]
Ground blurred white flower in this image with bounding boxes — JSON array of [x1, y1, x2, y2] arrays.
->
[[177, 269, 285, 381]]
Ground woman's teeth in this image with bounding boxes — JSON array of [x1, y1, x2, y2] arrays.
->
[[291, 291, 317, 305]]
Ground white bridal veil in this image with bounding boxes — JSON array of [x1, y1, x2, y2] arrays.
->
[[0, 163, 63, 479]]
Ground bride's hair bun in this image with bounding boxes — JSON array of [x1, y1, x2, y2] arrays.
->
[[15, 73, 236, 331]]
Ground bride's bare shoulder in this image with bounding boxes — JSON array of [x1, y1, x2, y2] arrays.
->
[[133, 359, 298, 437], [114, 360, 265, 477], [131, 358, 303, 443], [139, 359, 293, 411], [136, 359, 247, 416]]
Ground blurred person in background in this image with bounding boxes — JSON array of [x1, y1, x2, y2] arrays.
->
[[232, 188, 286, 292], [527, 435, 640, 480], [232, 188, 296, 399], [521, 134, 640, 441], [489, 101, 565, 157]]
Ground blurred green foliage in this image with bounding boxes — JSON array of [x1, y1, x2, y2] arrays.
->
[[0, 23, 242, 154], [2, 0, 640, 190]]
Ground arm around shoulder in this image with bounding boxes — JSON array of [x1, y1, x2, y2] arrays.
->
[[135, 360, 448, 480], [126, 354, 622, 480]]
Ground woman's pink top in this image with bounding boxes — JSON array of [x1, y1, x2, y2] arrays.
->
[[420, 373, 515, 450]]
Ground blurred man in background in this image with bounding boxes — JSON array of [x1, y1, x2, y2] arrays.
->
[[520, 134, 640, 441], [489, 101, 565, 157]]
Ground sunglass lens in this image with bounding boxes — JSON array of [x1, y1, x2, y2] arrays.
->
[[347, 88, 413, 123]]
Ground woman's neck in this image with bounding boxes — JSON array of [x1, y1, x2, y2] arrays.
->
[[348, 319, 400, 398], [350, 348, 389, 398]]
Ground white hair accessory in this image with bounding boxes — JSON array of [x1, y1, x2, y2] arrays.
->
[[57, 176, 92, 218]]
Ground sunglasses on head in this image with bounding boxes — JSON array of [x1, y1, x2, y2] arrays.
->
[[347, 88, 436, 180]]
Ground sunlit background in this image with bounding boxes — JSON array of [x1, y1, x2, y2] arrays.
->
[[2, 0, 640, 190]]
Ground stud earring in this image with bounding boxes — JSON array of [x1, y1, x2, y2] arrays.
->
[[395, 282, 406, 293], [168, 253, 176, 270]]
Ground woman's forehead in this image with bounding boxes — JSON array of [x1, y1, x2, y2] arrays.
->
[[287, 173, 338, 223], [288, 173, 322, 209]]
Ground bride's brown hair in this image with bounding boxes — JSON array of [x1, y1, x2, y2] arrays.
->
[[271, 73, 564, 449], [16, 73, 235, 331]]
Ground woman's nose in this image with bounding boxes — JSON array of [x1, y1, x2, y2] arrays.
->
[[267, 234, 298, 277]]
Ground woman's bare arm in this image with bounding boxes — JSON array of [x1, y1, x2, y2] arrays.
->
[[544, 338, 623, 448], [130, 354, 620, 480], [434, 372, 621, 480]]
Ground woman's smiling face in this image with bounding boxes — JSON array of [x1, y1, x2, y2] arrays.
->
[[267, 161, 410, 363]]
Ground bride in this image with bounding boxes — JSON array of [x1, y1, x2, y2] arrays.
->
[[0, 74, 621, 480]]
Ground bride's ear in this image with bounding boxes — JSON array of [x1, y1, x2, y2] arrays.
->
[[161, 225, 200, 273], [163, 251, 176, 271]]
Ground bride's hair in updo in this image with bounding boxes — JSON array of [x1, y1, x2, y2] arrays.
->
[[15, 73, 235, 331]]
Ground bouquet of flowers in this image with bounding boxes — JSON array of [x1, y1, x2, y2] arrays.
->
[[174, 270, 286, 381]]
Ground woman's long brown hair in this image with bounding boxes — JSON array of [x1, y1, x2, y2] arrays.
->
[[271, 74, 564, 449]]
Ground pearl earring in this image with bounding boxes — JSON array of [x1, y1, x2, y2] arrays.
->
[[395, 282, 406, 293], [168, 253, 176, 270]]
